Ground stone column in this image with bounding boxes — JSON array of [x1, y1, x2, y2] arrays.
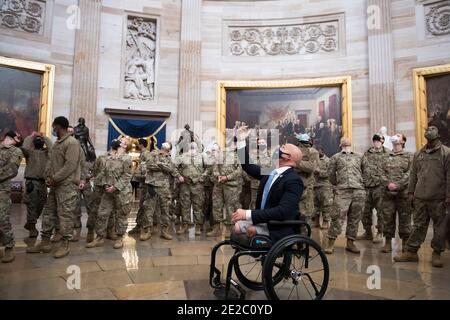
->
[[70, 0, 102, 140], [177, 0, 202, 130], [367, 0, 396, 136]]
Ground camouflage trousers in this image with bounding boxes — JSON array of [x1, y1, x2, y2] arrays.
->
[[203, 185, 213, 225], [179, 183, 205, 224], [405, 199, 447, 254], [170, 183, 181, 219], [313, 186, 333, 222], [24, 179, 47, 225], [212, 184, 240, 225], [73, 183, 93, 229], [382, 191, 412, 240], [362, 186, 384, 234], [143, 185, 171, 228], [299, 187, 315, 223], [250, 187, 258, 210], [135, 186, 147, 227], [90, 185, 115, 231], [41, 184, 79, 241], [240, 182, 251, 210], [328, 188, 366, 240], [0, 191, 14, 248], [95, 190, 131, 237]]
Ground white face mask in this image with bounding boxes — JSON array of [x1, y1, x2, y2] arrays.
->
[[391, 136, 401, 144]]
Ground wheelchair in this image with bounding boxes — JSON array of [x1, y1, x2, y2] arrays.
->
[[209, 220, 329, 300]]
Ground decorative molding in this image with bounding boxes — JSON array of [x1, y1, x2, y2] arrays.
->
[[123, 15, 157, 101], [104, 108, 171, 120], [223, 13, 345, 57], [424, 0, 450, 36]]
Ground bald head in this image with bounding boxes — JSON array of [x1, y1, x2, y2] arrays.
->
[[279, 143, 302, 167]]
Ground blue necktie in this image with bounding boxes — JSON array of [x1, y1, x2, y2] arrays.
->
[[260, 170, 277, 209]]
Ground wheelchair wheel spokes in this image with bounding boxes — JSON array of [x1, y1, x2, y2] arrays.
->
[[263, 236, 329, 300], [234, 253, 265, 291]]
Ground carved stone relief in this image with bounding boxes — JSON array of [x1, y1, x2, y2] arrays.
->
[[0, 0, 45, 34], [425, 0, 450, 36], [124, 16, 157, 101], [228, 20, 340, 57]]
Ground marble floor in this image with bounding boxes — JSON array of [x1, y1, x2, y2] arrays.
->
[[0, 203, 449, 300]]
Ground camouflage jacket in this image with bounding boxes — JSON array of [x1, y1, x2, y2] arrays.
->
[[249, 150, 272, 189], [177, 152, 205, 184], [103, 152, 133, 193], [21, 135, 52, 180], [314, 155, 332, 188], [213, 151, 242, 187], [362, 146, 389, 188], [0, 144, 23, 192], [296, 144, 319, 188], [408, 142, 450, 200], [202, 153, 216, 186], [46, 133, 82, 187], [132, 149, 153, 184], [145, 152, 181, 187], [93, 152, 109, 187], [328, 151, 364, 190], [380, 149, 413, 194]]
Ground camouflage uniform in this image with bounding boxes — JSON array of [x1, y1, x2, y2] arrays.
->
[[177, 152, 205, 224], [404, 142, 450, 254], [41, 133, 82, 241], [327, 151, 365, 240], [249, 150, 272, 209], [134, 149, 152, 228], [95, 152, 132, 237], [240, 171, 252, 209], [170, 177, 181, 222], [362, 147, 389, 234], [21, 135, 52, 226], [144, 151, 181, 228], [313, 155, 333, 223], [0, 144, 23, 248], [212, 151, 242, 225], [74, 159, 94, 229], [296, 144, 319, 223], [202, 155, 216, 225], [380, 149, 413, 240]]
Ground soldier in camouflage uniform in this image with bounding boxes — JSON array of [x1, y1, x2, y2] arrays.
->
[[72, 158, 94, 242], [0, 131, 23, 263], [87, 137, 132, 249], [21, 132, 52, 238], [325, 137, 365, 255], [379, 134, 413, 253], [295, 134, 319, 224], [207, 147, 242, 238], [27, 117, 82, 259], [176, 142, 205, 235], [144, 142, 184, 240], [395, 126, 450, 268], [202, 144, 219, 230], [248, 140, 272, 209], [313, 147, 332, 229], [359, 134, 389, 243]]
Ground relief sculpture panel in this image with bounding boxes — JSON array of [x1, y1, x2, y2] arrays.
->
[[0, 0, 46, 35]]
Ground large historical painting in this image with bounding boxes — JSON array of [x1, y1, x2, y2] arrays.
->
[[425, 73, 450, 147], [0, 65, 42, 138], [226, 86, 343, 156]]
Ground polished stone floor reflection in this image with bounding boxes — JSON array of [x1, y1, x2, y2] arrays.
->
[[1, 203, 449, 300]]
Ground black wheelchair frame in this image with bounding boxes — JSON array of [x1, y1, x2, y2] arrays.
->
[[209, 220, 330, 300]]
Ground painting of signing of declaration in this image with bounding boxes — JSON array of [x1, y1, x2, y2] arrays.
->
[[426, 73, 450, 148], [0, 65, 41, 139], [226, 87, 343, 157]]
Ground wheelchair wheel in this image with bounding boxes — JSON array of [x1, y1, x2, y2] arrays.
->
[[263, 235, 329, 300], [234, 252, 291, 291]]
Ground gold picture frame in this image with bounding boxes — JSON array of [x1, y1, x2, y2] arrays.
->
[[216, 76, 353, 147], [413, 64, 450, 149], [0, 56, 55, 137]]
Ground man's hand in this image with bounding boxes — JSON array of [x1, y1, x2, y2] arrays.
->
[[178, 176, 185, 183], [218, 176, 228, 183], [79, 180, 86, 190], [388, 182, 398, 191], [105, 186, 115, 193], [46, 178, 56, 187], [236, 125, 250, 141], [246, 226, 257, 238], [232, 209, 247, 224]]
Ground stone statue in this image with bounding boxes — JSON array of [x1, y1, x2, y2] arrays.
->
[[379, 126, 393, 150], [74, 117, 96, 162]]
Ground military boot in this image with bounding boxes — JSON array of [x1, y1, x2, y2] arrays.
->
[[140, 228, 152, 241], [357, 229, 373, 241], [324, 238, 335, 255], [345, 239, 360, 254], [372, 232, 383, 244], [86, 236, 105, 248], [312, 216, 321, 228], [1, 248, 15, 263], [128, 225, 141, 235], [321, 220, 330, 230], [381, 238, 392, 253], [160, 226, 173, 240], [51, 230, 62, 243], [25, 223, 39, 238], [26, 238, 52, 253], [195, 224, 203, 236], [86, 228, 95, 243], [176, 223, 189, 235], [393, 251, 419, 262], [70, 228, 81, 242], [106, 228, 118, 240], [54, 240, 70, 259], [432, 251, 443, 268], [206, 224, 221, 237], [113, 237, 124, 249]]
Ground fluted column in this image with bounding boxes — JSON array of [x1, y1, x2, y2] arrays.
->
[[177, 0, 202, 129], [70, 0, 101, 140], [367, 0, 396, 135]]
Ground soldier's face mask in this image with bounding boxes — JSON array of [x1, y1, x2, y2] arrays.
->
[[425, 127, 439, 141], [111, 140, 121, 150], [33, 137, 45, 149], [52, 127, 58, 138]]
